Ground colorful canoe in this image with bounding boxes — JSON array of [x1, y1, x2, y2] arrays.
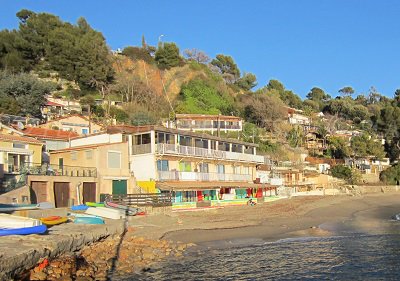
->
[[40, 216, 68, 226], [71, 204, 89, 211], [73, 216, 104, 224], [0, 225, 47, 236], [105, 201, 141, 216], [0, 203, 39, 212], [85, 202, 105, 207], [86, 207, 125, 219], [0, 214, 42, 228]]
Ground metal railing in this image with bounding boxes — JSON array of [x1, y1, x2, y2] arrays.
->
[[155, 143, 265, 163], [6, 163, 97, 177], [106, 193, 173, 207], [157, 170, 252, 182]]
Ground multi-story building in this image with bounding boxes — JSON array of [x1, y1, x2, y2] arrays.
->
[[0, 124, 43, 193], [70, 125, 267, 206], [163, 114, 243, 134], [47, 141, 133, 206]]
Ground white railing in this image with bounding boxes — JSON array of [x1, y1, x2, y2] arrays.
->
[[156, 143, 264, 163], [157, 170, 252, 182], [132, 144, 152, 155]]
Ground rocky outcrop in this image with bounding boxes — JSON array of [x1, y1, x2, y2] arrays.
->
[[28, 233, 195, 280], [0, 220, 124, 280]]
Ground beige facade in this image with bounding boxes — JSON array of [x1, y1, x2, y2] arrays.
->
[[40, 115, 102, 135], [50, 142, 135, 198]]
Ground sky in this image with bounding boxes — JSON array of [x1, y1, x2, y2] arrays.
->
[[1, 0, 400, 99]]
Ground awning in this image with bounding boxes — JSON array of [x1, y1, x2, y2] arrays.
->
[[156, 181, 273, 191]]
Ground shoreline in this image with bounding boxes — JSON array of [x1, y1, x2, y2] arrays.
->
[[158, 193, 400, 246], [8, 192, 400, 280]]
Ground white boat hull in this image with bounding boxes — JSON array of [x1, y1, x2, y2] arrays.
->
[[0, 214, 42, 228], [85, 207, 125, 220]]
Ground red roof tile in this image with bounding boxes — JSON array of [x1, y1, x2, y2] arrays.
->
[[0, 133, 43, 144], [22, 127, 79, 140], [45, 101, 65, 107]]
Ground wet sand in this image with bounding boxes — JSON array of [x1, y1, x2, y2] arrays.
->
[[130, 193, 400, 245]]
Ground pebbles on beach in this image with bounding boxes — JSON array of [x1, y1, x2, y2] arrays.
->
[[28, 235, 196, 280]]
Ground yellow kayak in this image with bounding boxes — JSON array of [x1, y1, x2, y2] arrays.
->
[[40, 216, 69, 226]]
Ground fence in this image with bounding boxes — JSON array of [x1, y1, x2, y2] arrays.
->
[[106, 192, 173, 207]]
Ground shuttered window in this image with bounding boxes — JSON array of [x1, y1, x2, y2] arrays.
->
[[108, 151, 121, 169]]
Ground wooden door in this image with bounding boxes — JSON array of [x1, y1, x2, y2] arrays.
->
[[112, 180, 127, 195], [30, 181, 48, 204], [83, 182, 96, 203], [54, 182, 70, 207]]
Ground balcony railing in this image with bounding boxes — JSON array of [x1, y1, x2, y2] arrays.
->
[[155, 143, 265, 163], [132, 143, 152, 155], [5, 163, 97, 177], [157, 170, 252, 182]]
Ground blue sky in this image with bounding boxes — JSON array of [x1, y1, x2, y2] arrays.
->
[[1, 0, 400, 98]]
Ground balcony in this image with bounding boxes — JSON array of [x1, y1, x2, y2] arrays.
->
[[157, 170, 252, 182], [155, 143, 264, 163], [5, 163, 97, 177]]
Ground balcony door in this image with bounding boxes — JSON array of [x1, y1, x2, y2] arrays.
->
[[217, 164, 225, 181], [199, 163, 209, 181]]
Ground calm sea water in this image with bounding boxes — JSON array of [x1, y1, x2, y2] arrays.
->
[[121, 233, 400, 280]]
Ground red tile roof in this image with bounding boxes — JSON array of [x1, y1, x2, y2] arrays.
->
[[0, 133, 43, 144], [21, 127, 79, 140], [45, 101, 65, 107], [50, 142, 127, 153]]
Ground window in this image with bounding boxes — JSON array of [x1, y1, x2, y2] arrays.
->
[[243, 166, 250, 175], [13, 142, 26, 149], [210, 140, 216, 150], [82, 128, 89, 134], [178, 135, 192, 146], [156, 132, 175, 144], [71, 151, 77, 160], [232, 144, 243, 153], [233, 165, 240, 174], [217, 164, 225, 174], [218, 142, 230, 152], [179, 161, 191, 172], [199, 163, 209, 173], [157, 160, 169, 171], [134, 133, 151, 145], [85, 150, 93, 159], [108, 151, 121, 169]]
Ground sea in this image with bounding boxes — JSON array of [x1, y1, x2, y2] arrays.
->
[[119, 221, 400, 280]]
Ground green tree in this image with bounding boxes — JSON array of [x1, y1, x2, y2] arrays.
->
[[0, 71, 56, 117], [15, 10, 63, 67], [155, 42, 182, 69], [331, 165, 352, 180], [306, 87, 331, 111], [122, 46, 155, 64], [326, 136, 351, 159], [287, 126, 304, 148], [210, 54, 240, 83], [338, 86, 355, 97], [350, 134, 386, 159], [235, 72, 257, 91], [46, 17, 114, 89]]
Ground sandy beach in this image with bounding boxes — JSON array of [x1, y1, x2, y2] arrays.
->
[[130, 193, 400, 246]]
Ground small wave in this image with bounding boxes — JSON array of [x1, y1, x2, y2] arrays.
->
[[392, 213, 400, 220]]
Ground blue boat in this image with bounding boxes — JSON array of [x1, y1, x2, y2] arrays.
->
[[71, 204, 89, 211], [0, 224, 47, 236], [73, 216, 104, 224]]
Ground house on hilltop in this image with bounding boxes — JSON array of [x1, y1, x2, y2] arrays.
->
[[39, 115, 103, 135]]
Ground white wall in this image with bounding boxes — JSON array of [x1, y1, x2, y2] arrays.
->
[[131, 154, 156, 181], [70, 133, 123, 147]]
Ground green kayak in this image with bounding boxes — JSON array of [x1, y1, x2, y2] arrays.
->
[[85, 202, 104, 207]]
